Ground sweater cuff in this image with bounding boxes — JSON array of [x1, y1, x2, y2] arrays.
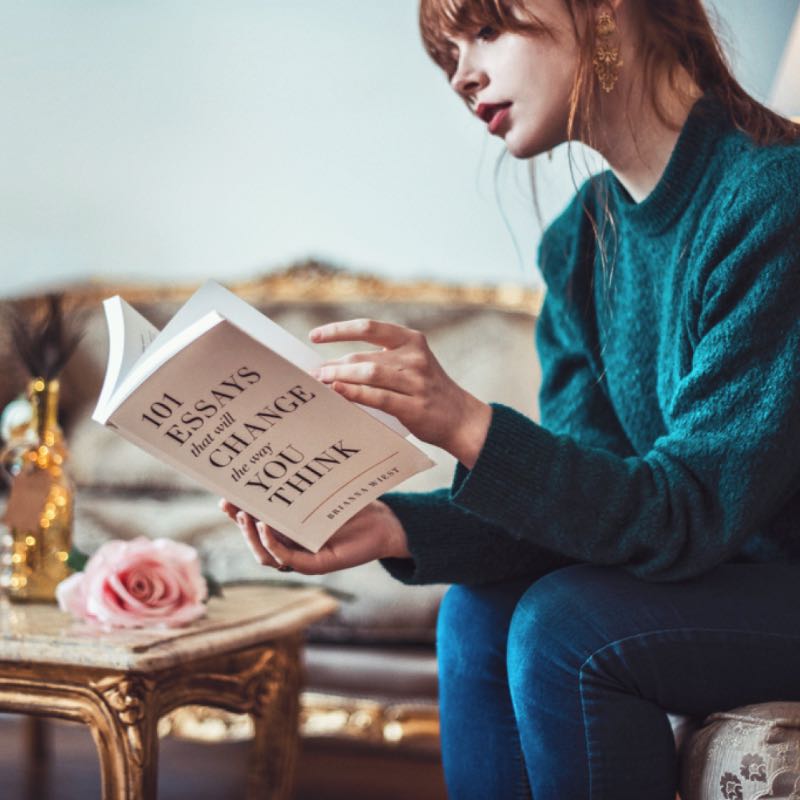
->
[[379, 490, 524, 586], [378, 492, 453, 586], [451, 403, 556, 532]]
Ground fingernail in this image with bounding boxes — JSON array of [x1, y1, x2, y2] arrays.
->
[[236, 512, 246, 524]]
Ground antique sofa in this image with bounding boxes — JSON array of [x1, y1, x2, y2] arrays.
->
[[2, 262, 799, 800]]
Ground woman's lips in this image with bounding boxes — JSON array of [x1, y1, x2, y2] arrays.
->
[[488, 105, 511, 134], [476, 102, 512, 134]]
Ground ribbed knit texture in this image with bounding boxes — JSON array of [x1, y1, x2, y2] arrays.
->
[[381, 94, 800, 585]]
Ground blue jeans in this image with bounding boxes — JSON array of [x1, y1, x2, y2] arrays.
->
[[436, 563, 800, 799]]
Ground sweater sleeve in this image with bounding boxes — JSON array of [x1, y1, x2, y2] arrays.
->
[[449, 162, 800, 582], [379, 489, 577, 586]]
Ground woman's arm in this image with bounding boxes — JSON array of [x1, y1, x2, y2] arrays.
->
[[379, 489, 577, 584]]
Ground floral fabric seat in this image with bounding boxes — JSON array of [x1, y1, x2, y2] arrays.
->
[[678, 703, 800, 800]]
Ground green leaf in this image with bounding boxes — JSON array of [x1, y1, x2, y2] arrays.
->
[[66, 546, 89, 573]]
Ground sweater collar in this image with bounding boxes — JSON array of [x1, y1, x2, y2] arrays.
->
[[606, 92, 730, 235]]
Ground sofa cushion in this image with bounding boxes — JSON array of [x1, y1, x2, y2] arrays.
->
[[303, 643, 439, 701], [679, 702, 800, 800]]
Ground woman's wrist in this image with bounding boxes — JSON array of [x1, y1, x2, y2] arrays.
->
[[375, 501, 412, 559], [446, 395, 492, 469]]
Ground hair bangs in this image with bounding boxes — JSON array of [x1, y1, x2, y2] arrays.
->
[[419, 0, 548, 76]]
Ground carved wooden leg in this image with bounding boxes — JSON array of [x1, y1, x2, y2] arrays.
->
[[90, 675, 160, 800], [0, 671, 160, 800], [246, 640, 302, 800]]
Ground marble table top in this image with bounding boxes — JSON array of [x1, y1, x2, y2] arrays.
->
[[0, 584, 338, 671]]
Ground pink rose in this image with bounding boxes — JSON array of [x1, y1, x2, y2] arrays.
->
[[56, 537, 208, 629]]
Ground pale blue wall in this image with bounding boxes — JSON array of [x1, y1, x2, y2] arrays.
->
[[708, 0, 799, 101], [0, 0, 797, 297]]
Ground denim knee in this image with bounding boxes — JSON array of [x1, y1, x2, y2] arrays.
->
[[437, 581, 530, 679], [506, 565, 614, 696]]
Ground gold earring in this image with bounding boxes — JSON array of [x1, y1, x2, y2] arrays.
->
[[592, 11, 623, 93]]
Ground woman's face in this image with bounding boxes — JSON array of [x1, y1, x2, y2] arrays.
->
[[445, 1, 580, 158]]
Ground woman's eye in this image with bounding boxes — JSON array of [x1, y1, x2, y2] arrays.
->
[[476, 25, 497, 41]]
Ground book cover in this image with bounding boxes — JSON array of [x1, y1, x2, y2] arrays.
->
[[93, 282, 435, 552]]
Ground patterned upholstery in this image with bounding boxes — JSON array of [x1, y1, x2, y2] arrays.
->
[[679, 703, 800, 800]]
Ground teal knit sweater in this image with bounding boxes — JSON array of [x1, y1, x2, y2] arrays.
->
[[380, 94, 800, 586]]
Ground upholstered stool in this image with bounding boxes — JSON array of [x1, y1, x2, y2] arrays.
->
[[678, 702, 800, 800]]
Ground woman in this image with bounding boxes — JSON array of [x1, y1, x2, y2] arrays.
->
[[222, 1, 800, 797]]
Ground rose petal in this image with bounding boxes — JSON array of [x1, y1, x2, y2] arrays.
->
[[56, 572, 88, 618]]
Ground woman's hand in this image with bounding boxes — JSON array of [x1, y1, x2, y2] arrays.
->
[[219, 499, 411, 575], [309, 319, 491, 468]]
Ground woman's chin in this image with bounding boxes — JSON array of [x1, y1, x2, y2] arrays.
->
[[505, 140, 547, 160], [503, 123, 566, 159], [503, 131, 557, 160]]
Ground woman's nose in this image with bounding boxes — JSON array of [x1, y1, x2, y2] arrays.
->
[[450, 58, 488, 98]]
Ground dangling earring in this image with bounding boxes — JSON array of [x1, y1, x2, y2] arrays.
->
[[592, 11, 623, 93]]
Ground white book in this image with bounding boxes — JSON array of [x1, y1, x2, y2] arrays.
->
[[93, 280, 435, 553]]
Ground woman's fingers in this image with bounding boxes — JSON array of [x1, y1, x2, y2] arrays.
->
[[315, 361, 417, 395], [231, 502, 404, 576], [225, 503, 309, 572], [327, 381, 411, 416], [236, 511, 281, 568], [309, 319, 417, 349], [260, 524, 326, 574], [307, 318, 439, 432], [219, 498, 240, 520]]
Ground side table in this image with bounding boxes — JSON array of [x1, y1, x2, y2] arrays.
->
[[0, 584, 338, 799]]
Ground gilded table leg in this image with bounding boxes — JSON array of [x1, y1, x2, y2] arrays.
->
[[0, 670, 159, 800], [245, 638, 302, 800], [153, 637, 305, 799], [91, 675, 159, 800]]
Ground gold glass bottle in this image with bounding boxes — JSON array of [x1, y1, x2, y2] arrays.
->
[[1, 378, 73, 601]]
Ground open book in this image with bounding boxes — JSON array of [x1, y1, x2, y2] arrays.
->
[[93, 280, 435, 552]]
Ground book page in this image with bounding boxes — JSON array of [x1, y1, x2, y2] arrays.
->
[[94, 311, 224, 424], [93, 297, 160, 423], [147, 280, 321, 371], [107, 319, 434, 552]]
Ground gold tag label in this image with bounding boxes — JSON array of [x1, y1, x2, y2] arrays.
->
[[3, 469, 52, 532]]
